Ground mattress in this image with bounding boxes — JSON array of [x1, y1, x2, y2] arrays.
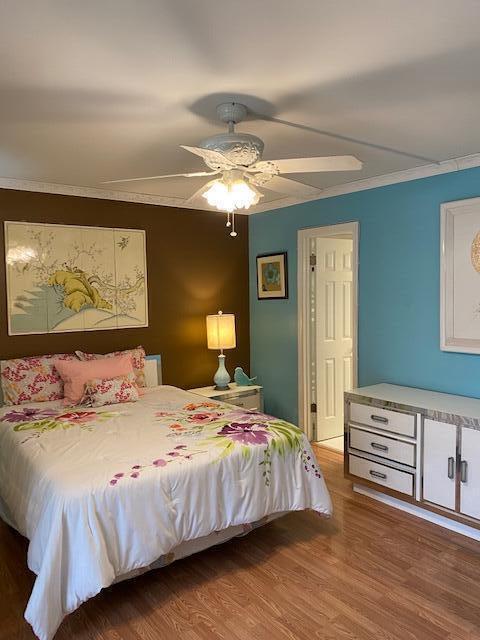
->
[[0, 385, 332, 640]]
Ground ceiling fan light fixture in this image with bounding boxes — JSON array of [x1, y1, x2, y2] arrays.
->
[[202, 176, 261, 214]]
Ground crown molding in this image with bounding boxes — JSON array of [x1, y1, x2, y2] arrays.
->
[[251, 153, 480, 215], [1, 152, 480, 216], [0, 177, 194, 209]]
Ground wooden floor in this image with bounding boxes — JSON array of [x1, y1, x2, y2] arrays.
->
[[2, 446, 480, 640]]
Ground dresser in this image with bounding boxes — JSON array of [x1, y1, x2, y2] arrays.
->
[[345, 384, 480, 539], [188, 383, 264, 411]]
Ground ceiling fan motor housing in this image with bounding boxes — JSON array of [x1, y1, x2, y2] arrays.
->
[[199, 133, 264, 168]]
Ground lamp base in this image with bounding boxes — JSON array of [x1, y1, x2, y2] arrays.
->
[[214, 383, 231, 391], [213, 353, 231, 391]]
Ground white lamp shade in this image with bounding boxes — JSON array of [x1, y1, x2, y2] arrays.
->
[[206, 312, 236, 350]]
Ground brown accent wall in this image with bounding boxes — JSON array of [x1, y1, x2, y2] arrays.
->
[[0, 189, 250, 389]]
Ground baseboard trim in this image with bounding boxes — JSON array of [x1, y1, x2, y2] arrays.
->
[[353, 483, 480, 541]]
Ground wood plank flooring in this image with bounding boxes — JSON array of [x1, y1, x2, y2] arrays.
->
[[2, 446, 480, 639]]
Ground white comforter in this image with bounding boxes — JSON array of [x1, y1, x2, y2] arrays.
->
[[0, 385, 332, 639]]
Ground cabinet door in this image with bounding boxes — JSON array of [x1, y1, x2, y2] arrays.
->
[[423, 419, 457, 510], [460, 428, 480, 520]]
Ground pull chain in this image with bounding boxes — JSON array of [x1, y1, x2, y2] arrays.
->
[[230, 211, 237, 237], [226, 212, 231, 227]]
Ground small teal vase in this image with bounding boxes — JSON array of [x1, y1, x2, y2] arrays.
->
[[213, 353, 231, 390]]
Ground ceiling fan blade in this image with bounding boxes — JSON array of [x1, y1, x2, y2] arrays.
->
[[261, 175, 321, 198], [102, 170, 219, 185], [254, 155, 363, 174], [184, 180, 216, 208], [180, 145, 236, 169]]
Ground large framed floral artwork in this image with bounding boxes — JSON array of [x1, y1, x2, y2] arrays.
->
[[4, 221, 148, 335], [441, 197, 480, 353]]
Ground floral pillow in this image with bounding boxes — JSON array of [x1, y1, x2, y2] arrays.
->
[[75, 347, 146, 387], [0, 353, 76, 406], [83, 373, 140, 407]]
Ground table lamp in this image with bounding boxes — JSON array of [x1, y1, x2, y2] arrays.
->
[[206, 310, 236, 390]]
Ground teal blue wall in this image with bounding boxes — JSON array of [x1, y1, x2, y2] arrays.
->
[[249, 166, 480, 424]]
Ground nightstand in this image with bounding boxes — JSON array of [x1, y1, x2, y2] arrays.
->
[[188, 383, 264, 412]]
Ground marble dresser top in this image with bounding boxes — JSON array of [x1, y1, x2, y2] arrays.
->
[[346, 383, 480, 429]]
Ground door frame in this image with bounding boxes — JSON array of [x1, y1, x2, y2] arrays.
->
[[297, 221, 359, 440]]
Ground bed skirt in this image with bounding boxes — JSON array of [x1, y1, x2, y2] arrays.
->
[[114, 511, 286, 584]]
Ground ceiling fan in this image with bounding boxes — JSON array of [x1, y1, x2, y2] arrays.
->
[[103, 103, 363, 237]]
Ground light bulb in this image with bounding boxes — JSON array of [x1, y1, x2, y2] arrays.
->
[[202, 176, 262, 213]]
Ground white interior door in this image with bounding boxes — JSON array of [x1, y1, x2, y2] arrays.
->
[[460, 427, 480, 519], [315, 237, 353, 441], [423, 419, 457, 510]]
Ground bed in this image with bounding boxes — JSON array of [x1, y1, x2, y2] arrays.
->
[[0, 356, 332, 640]]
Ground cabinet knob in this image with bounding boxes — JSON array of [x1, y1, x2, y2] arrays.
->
[[371, 442, 388, 452], [447, 456, 455, 480], [369, 469, 387, 480]]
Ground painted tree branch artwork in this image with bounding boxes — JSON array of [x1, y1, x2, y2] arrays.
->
[[5, 222, 148, 335]]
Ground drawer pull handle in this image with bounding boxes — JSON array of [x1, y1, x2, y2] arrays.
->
[[460, 460, 468, 483], [371, 414, 388, 424], [371, 442, 388, 452], [369, 470, 387, 480], [447, 456, 455, 480]]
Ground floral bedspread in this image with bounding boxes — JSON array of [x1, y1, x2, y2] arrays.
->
[[0, 385, 332, 640]]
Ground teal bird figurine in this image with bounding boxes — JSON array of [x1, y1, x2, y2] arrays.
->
[[234, 367, 257, 386]]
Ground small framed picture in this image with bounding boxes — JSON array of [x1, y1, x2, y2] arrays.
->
[[256, 252, 288, 299]]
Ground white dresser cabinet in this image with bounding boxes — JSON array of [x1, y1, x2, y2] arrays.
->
[[345, 384, 480, 540], [460, 427, 480, 520], [423, 419, 456, 511]]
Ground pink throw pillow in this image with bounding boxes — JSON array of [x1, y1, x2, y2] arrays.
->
[[75, 347, 146, 387], [54, 355, 134, 406]]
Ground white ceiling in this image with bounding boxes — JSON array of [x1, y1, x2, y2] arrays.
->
[[2, 0, 480, 213]]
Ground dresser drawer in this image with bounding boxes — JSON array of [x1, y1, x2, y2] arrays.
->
[[224, 392, 261, 411], [349, 427, 416, 467], [350, 402, 415, 437], [349, 454, 414, 496]]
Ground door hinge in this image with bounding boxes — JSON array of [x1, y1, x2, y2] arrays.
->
[[309, 254, 317, 268], [310, 402, 317, 413]]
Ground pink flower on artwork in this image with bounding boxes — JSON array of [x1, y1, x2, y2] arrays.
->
[[153, 458, 167, 467]]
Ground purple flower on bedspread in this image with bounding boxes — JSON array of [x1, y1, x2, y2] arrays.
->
[[109, 448, 205, 486], [219, 422, 269, 445], [224, 409, 275, 423], [2, 407, 57, 423]]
